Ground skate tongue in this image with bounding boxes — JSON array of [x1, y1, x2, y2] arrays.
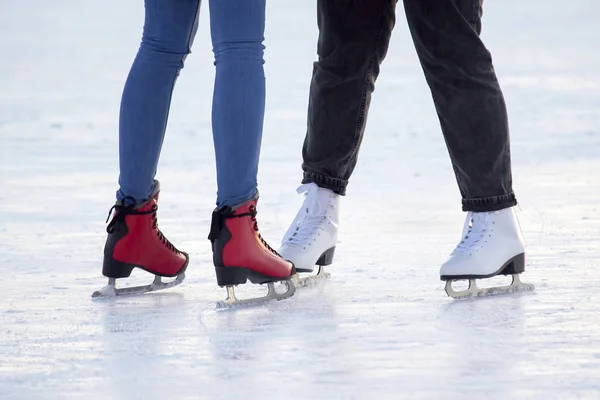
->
[[452, 212, 492, 256], [281, 183, 335, 247], [305, 197, 324, 216], [297, 183, 330, 217]]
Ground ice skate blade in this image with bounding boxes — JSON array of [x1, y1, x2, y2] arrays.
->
[[215, 280, 296, 310], [444, 274, 535, 300], [91, 273, 186, 298], [291, 266, 330, 288]]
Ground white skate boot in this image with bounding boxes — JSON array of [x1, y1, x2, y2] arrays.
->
[[279, 183, 339, 286], [440, 206, 535, 299]]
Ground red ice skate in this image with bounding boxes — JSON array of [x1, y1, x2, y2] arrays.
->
[[208, 196, 296, 308], [92, 180, 188, 298]]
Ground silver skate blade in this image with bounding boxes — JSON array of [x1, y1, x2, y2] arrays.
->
[[291, 266, 330, 288], [215, 280, 296, 310], [444, 274, 535, 300], [91, 273, 186, 298]]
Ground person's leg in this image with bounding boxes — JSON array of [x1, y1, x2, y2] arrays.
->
[[279, 0, 398, 273], [403, 0, 515, 212], [207, 0, 295, 302], [301, 0, 397, 195], [404, 0, 530, 295], [209, 0, 265, 208], [97, 0, 199, 295], [117, 0, 201, 203]]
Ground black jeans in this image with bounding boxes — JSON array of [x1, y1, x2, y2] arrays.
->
[[301, 0, 517, 212]]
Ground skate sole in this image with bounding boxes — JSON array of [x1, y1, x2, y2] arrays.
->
[[440, 253, 525, 281], [295, 246, 336, 273], [214, 264, 297, 287], [102, 252, 190, 279]]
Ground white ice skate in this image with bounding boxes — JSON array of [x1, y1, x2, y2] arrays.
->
[[279, 183, 339, 287], [440, 206, 535, 299]]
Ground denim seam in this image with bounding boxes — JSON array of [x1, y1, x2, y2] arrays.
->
[[462, 195, 517, 212], [462, 193, 516, 205], [305, 172, 347, 186], [186, 1, 201, 53], [337, 6, 386, 181], [157, 1, 201, 177], [302, 172, 347, 195]]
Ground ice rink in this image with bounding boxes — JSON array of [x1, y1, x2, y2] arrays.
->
[[1, 1, 599, 399]]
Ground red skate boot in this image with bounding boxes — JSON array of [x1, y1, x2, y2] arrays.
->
[[208, 195, 296, 308], [92, 180, 189, 298]]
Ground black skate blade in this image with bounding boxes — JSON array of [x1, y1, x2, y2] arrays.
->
[[91, 273, 186, 298], [291, 266, 330, 288], [444, 273, 534, 300], [215, 280, 296, 310]]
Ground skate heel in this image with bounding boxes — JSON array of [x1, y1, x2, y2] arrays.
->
[[500, 253, 525, 275], [214, 265, 249, 287], [102, 257, 136, 279], [316, 246, 336, 266]]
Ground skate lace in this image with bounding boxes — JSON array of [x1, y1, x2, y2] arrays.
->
[[105, 197, 181, 254], [249, 205, 282, 257], [283, 184, 332, 247], [149, 204, 180, 253], [450, 212, 493, 256], [228, 205, 282, 257]]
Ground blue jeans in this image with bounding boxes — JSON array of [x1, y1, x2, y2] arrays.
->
[[117, 0, 266, 207]]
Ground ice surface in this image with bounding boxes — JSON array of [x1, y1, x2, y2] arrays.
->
[[1, 1, 599, 399]]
